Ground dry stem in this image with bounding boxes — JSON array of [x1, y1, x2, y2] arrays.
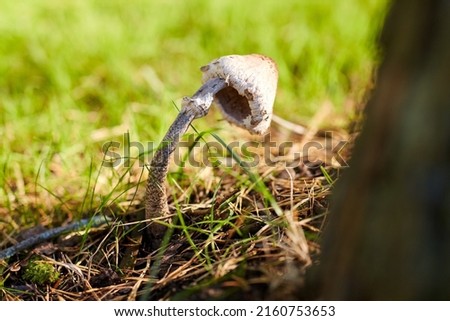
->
[[145, 77, 227, 239]]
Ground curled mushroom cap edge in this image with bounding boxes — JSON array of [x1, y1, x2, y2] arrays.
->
[[201, 54, 278, 135]]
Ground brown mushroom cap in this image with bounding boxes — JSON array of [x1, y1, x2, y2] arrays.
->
[[200, 54, 278, 135]]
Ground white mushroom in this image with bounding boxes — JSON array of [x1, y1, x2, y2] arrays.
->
[[146, 54, 278, 244], [201, 54, 278, 134]]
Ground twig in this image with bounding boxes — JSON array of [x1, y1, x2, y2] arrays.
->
[[0, 215, 112, 260], [272, 114, 308, 135]]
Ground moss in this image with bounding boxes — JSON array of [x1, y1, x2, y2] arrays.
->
[[23, 258, 60, 285]]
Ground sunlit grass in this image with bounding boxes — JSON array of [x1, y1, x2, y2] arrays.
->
[[0, 0, 387, 233], [0, 0, 390, 300]]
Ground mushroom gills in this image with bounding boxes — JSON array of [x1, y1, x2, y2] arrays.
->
[[214, 86, 253, 126], [201, 54, 278, 134]]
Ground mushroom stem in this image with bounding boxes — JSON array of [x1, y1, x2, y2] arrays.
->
[[146, 77, 228, 239]]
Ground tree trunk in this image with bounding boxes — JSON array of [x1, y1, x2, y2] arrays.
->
[[319, 0, 450, 300]]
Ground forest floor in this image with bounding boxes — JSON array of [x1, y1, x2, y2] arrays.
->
[[0, 0, 386, 300], [1, 120, 353, 300]]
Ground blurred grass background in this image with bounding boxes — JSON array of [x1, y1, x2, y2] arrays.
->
[[0, 0, 388, 225]]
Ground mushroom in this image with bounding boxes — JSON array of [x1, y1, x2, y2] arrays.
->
[[201, 54, 278, 134], [145, 54, 278, 242]]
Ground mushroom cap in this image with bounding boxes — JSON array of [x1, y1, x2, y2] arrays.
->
[[200, 54, 278, 135]]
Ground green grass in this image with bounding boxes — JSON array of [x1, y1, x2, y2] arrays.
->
[[0, 0, 387, 219], [0, 0, 388, 300]]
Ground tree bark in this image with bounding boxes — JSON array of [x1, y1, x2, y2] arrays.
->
[[319, 0, 450, 300]]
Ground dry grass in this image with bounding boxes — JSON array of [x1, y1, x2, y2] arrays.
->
[[0, 116, 353, 301], [0, 0, 386, 302]]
